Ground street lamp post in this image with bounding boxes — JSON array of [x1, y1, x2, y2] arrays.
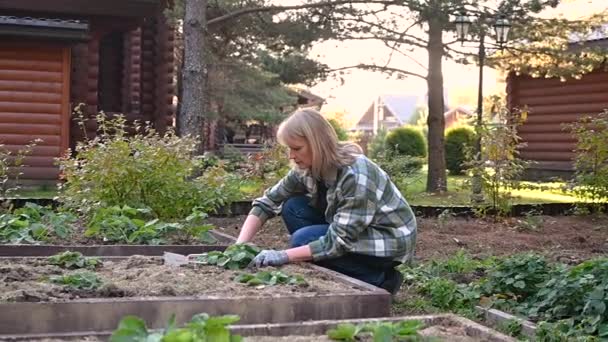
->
[[453, 11, 511, 203]]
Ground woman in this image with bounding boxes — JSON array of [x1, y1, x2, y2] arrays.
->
[[236, 109, 416, 294]]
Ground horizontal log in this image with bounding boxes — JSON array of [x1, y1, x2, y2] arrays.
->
[[0, 123, 61, 135], [517, 123, 569, 133], [514, 71, 608, 90], [0, 50, 62, 62], [525, 113, 588, 124], [11, 166, 60, 180], [514, 84, 608, 99], [520, 151, 575, 161], [0, 133, 60, 146], [0, 80, 61, 93], [0, 102, 61, 114], [519, 132, 576, 143], [6, 155, 57, 167], [0, 113, 60, 125], [0, 59, 62, 72], [0, 91, 62, 104], [527, 103, 608, 115], [519, 142, 575, 152], [0, 70, 61, 83], [516, 92, 608, 106], [4, 145, 61, 157]]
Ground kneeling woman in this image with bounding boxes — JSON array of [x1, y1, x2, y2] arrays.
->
[[236, 109, 416, 294]]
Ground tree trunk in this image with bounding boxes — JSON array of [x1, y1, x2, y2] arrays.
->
[[178, 0, 206, 155], [425, 17, 447, 193]]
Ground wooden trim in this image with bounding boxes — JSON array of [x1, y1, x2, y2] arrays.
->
[[60, 47, 71, 155]]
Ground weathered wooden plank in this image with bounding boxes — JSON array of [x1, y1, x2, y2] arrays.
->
[[0, 113, 60, 124], [3, 145, 61, 156], [0, 91, 62, 104], [519, 142, 574, 152], [0, 50, 62, 61], [0, 123, 61, 135], [517, 92, 608, 106], [11, 166, 60, 180], [518, 132, 576, 142], [6, 155, 58, 167], [525, 113, 588, 124], [527, 102, 608, 115], [0, 59, 62, 72], [0, 133, 60, 145], [0, 70, 62, 83], [517, 123, 568, 133], [515, 82, 608, 98], [0, 80, 61, 93], [0, 102, 61, 114], [520, 150, 575, 161]]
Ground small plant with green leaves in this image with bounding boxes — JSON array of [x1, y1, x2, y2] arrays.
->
[[110, 313, 242, 342], [50, 271, 103, 290], [436, 208, 455, 230], [514, 208, 544, 232], [48, 251, 101, 270], [235, 271, 307, 287], [0, 203, 77, 244], [327, 320, 424, 341], [196, 244, 261, 270], [496, 318, 524, 338]]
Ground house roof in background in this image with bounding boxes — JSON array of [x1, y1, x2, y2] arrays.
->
[[380, 94, 421, 124], [0, 15, 89, 40]]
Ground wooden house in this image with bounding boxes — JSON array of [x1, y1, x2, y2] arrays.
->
[[507, 38, 608, 179], [0, 1, 175, 185], [352, 95, 423, 133]]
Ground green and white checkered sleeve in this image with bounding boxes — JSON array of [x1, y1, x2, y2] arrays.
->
[[249, 169, 305, 223]]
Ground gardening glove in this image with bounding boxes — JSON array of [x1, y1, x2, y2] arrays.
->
[[250, 249, 289, 268]]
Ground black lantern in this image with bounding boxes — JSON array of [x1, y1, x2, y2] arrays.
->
[[454, 11, 472, 43], [494, 16, 511, 45]]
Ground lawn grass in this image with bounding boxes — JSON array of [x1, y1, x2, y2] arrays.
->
[[399, 171, 583, 206]]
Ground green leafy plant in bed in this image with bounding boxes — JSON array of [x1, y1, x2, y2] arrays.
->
[[196, 244, 261, 270], [48, 251, 101, 269], [85, 205, 217, 245], [235, 270, 306, 286], [50, 271, 103, 290], [110, 313, 242, 342], [327, 320, 425, 341], [0, 202, 76, 244]]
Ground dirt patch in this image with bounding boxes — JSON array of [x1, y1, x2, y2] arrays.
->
[[210, 214, 608, 262], [0, 256, 362, 303]]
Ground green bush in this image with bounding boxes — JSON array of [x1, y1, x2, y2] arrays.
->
[[327, 118, 349, 141], [57, 112, 242, 220], [368, 128, 388, 160], [445, 126, 475, 175], [385, 127, 426, 157]]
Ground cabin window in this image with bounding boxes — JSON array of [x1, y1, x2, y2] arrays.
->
[[98, 31, 124, 113]]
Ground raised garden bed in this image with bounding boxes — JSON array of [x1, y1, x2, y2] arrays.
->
[[0, 230, 234, 257], [0, 314, 515, 341], [0, 256, 390, 335]]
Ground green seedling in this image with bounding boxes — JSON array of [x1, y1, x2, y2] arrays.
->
[[48, 251, 101, 269], [235, 271, 307, 286], [196, 244, 261, 270], [50, 271, 103, 290]]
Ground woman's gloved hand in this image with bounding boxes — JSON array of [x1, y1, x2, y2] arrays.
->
[[250, 250, 289, 267]]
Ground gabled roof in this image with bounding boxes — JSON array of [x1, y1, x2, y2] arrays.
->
[[379, 94, 421, 124]]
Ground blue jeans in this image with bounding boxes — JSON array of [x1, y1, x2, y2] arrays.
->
[[282, 196, 398, 288]]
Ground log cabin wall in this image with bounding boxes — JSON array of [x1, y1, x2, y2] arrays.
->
[[507, 69, 608, 180], [0, 7, 175, 185]]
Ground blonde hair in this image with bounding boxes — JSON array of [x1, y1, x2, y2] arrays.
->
[[277, 109, 362, 180]]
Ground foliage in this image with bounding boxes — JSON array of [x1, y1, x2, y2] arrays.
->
[[481, 253, 552, 301], [445, 126, 475, 176], [327, 118, 349, 141], [367, 128, 388, 160], [566, 110, 608, 204], [85, 205, 217, 245], [235, 271, 307, 287], [327, 320, 424, 341], [0, 140, 39, 200], [196, 244, 261, 270], [465, 96, 529, 216], [50, 271, 103, 290], [385, 127, 427, 158], [110, 313, 242, 342], [0, 203, 76, 244], [244, 144, 290, 188], [48, 251, 101, 270], [58, 111, 240, 220], [374, 154, 425, 193]]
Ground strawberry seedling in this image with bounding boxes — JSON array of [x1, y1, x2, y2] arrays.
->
[[48, 251, 101, 270]]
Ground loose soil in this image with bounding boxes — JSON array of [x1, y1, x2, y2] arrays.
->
[[209, 214, 608, 263], [0, 256, 361, 303]]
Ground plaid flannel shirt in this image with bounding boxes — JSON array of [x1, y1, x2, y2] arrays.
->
[[249, 155, 417, 263]]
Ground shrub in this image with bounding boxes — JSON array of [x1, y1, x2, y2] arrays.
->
[[327, 118, 349, 141], [368, 128, 388, 160], [57, 111, 241, 220], [385, 127, 426, 158], [566, 110, 608, 203], [445, 126, 475, 175]]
